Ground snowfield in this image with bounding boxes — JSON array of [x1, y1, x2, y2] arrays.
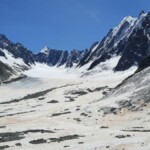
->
[[0, 62, 150, 150]]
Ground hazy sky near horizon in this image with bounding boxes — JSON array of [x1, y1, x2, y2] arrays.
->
[[0, 0, 150, 52]]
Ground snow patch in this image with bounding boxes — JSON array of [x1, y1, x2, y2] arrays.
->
[[0, 49, 30, 72], [40, 46, 50, 55]]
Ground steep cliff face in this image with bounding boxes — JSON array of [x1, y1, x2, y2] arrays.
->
[[77, 12, 150, 71], [115, 12, 150, 71], [136, 55, 150, 73], [0, 61, 15, 82]]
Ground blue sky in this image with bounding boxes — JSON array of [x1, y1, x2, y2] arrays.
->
[[0, 0, 150, 52]]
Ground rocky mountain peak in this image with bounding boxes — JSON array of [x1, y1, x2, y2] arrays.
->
[[40, 46, 50, 55]]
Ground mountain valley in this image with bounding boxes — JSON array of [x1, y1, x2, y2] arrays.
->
[[0, 11, 150, 150]]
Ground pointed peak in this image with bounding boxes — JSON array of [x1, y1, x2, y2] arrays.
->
[[121, 16, 137, 24], [137, 10, 150, 19], [112, 16, 137, 32], [139, 10, 145, 17], [40, 46, 50, 55], [42, 46, 50, 50]]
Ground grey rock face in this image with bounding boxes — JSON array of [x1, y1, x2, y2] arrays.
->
[[0, 61, 14, 82], [0, 34, 35, 66]]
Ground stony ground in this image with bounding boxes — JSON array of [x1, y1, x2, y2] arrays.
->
[[0, 66, 150, 150]]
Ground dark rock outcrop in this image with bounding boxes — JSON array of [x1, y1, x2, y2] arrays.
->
[[115, 12, 150, 71], [136, 55, 150, 73], [0, 61, 14, 82]]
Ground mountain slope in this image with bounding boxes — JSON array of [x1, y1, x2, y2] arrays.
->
[[0, 34, 36, 82], [115, 12, 150, 71], [0, 34, 35, 66], [78, 16, 137, 70], [102, 65, 150, 114]]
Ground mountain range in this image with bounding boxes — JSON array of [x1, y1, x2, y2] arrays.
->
[[1, 11, 150, 150], [0, 11, 150, 82]]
